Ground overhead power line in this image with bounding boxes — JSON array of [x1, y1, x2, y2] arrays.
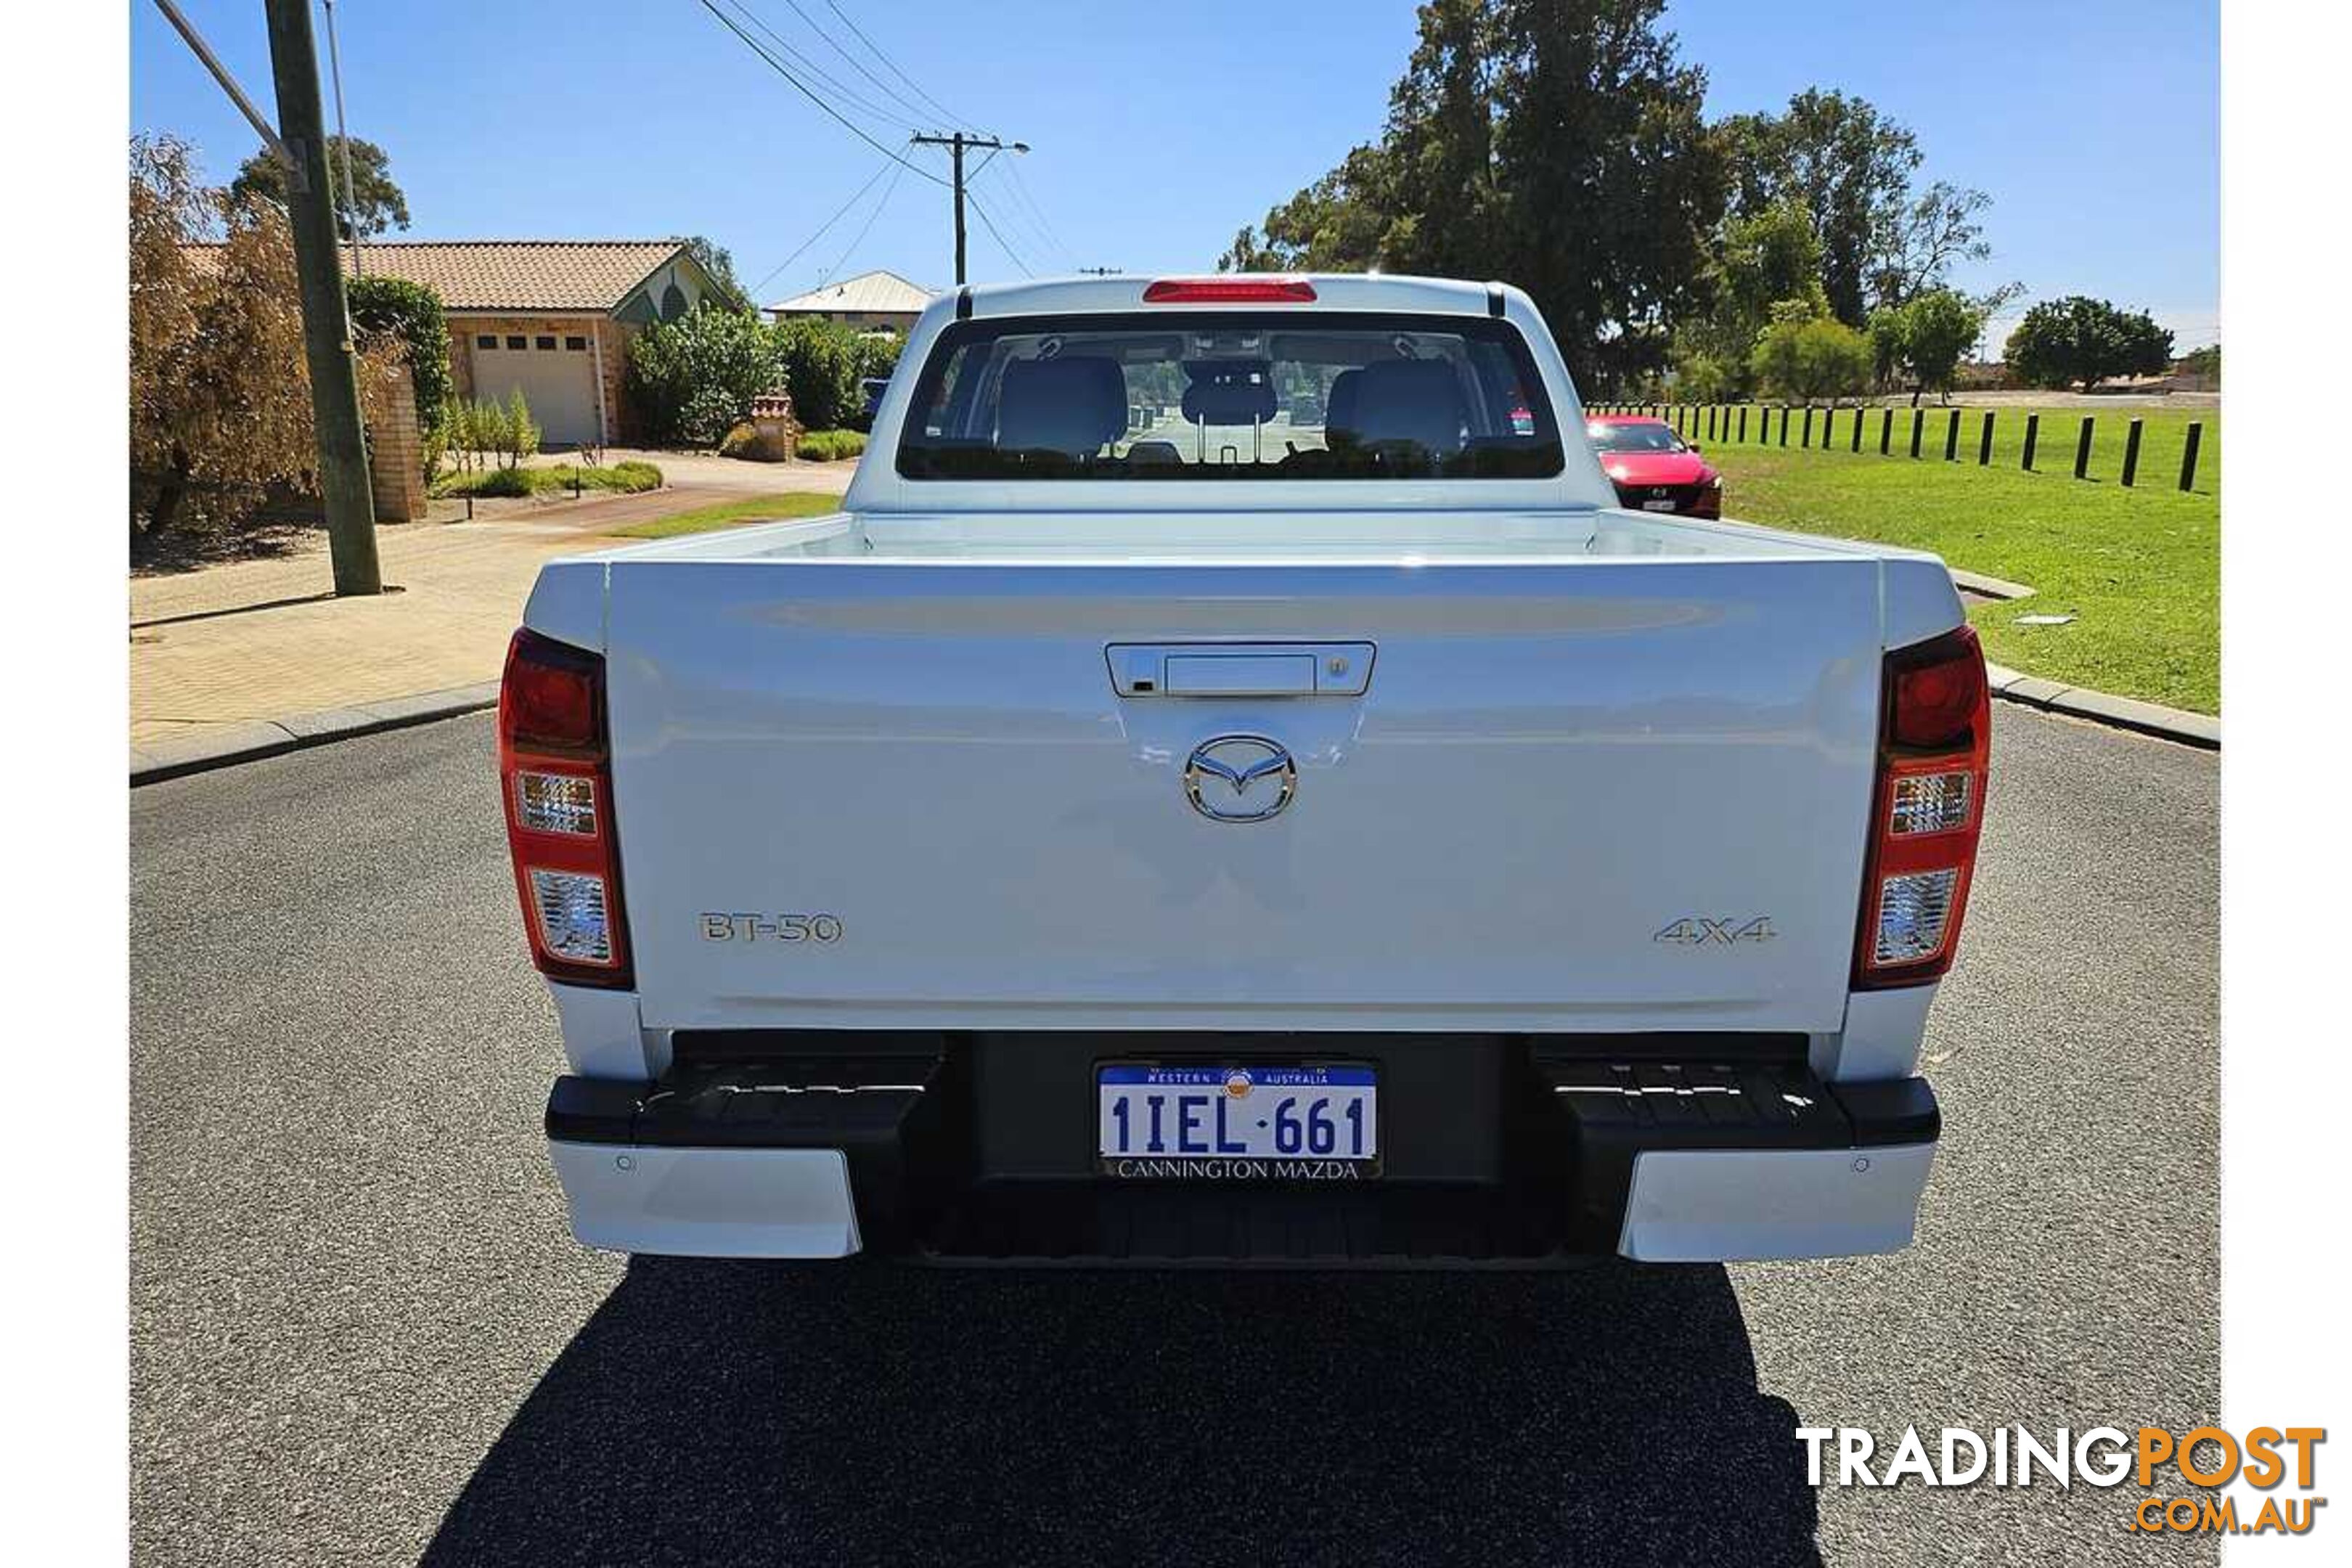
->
[[965, 188, 1034, 277], [817, 156, 907, 286], [822, 0, 980, 133], [745, 155, 897, 300], [711, 0, 913, 130], [692, 0, 947, 187], [770, 0, 938, 128], [979, 160, 1067, 269]]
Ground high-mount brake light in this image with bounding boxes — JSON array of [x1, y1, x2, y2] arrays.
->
[[499, 628, 631, 987], [1854, 625, 1990, 989], [1142, 277, 1318, 303]]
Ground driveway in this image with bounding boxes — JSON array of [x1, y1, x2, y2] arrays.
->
[[128, 706, 2216, 1567]]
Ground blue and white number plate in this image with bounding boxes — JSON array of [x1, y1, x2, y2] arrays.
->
[[1097, 1063, 1379, 1180]]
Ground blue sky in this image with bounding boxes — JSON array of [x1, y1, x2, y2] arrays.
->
[[129, 0, 2218, 349]]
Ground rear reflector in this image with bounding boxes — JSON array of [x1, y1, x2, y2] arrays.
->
[[1855, 626, 1990, 989], [1143, 277, 1316, 303], [500, 629, 631, 987]]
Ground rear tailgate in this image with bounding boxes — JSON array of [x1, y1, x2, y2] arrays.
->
[[599, 555, 1886, 1035]]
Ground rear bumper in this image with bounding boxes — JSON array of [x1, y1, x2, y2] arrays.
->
[[545, 1037, 1938, 1266]]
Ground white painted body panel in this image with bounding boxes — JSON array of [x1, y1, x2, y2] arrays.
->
[[1617, 1142, 1937, 1261], [547, 1142, 858, 1257], [598, 548, 1896, 1034]]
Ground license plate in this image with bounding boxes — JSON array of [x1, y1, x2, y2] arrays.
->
[[1097, 1063, 1379, 1179], [1642, 497, 1681, 510]]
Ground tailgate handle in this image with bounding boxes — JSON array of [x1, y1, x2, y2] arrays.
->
[[1108, 642, 1373, 698]]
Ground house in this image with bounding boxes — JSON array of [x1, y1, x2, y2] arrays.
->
[[348, 240, 727, 446], [766, 269, 935, 335]]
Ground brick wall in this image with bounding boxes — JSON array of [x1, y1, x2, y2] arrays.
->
[[365, 371, 428, 523]]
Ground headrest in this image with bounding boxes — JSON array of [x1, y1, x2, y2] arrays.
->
[[996, 357, 1127, 459], [1324, 368, 1364, 436], [1180, 360, 1276, 427], [1350, 359, 1466, 456]]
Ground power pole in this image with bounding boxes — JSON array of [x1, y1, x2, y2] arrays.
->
[[908, 131, 1025, 286], [261, 0, 380, 595]]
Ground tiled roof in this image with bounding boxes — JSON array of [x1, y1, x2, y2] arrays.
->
[[193, 240, 694, 312], [768, 269, 936, 316]]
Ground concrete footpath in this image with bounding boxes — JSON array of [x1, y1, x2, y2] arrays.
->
[[131, 471, 847, 781]]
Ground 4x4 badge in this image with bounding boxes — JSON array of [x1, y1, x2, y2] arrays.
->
[[1654, 916, 1777, 946]]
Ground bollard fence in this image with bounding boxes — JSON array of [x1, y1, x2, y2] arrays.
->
[[1880, 407, 1893, 455], [2074, 417, 2095, 479], [1943, 408, 1961, 462], [1801, 407, 1814, 448], [2023, 413, 2039, 471], [2122, 418, 2144, 488], [1978, 411, 1995, 466], [1738, 406, 1748, 443], [1778, 406, 1789, 446], [1909, 408, 1924, 459], [1852, 407, 1864, 453], [2180, 422, 2202, 491]]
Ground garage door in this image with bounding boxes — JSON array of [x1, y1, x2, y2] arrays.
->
[[469, 330, 602, 446]]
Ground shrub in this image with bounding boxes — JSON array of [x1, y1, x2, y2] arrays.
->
[[624, 304, 784, 446], [347, 275, 452, 433], [772, 316, 862, 433], [428, 459, 661, 500], [796, 428, 866, 462], [1751, 301, 1874, 406], [131, 134, 317, 536], [506, 388, 540, 465]]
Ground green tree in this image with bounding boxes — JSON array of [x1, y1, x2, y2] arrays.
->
[[678, 234, 748, 309], [2003, 296, 2174, 392], [1868, 287, 1986, 405], [1752, 301, 1873, 405], [230, 134, 409, 238], [1219, 0, 1724, 393], [1715, 89, 1920, 325], [1670, 200, 1826, 397]]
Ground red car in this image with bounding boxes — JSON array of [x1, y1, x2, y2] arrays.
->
[[1585, 415, 1724, 519]]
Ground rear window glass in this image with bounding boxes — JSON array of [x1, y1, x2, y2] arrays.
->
[[895, 312, 1563, 481]]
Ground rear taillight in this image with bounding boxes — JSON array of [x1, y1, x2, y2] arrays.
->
[[499, 629, 631, 987], [1855, 625, 1990, 988], [1142, 277, 1316, 303]]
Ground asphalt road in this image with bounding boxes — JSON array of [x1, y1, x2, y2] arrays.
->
[[129, 706, 2218, 1567]]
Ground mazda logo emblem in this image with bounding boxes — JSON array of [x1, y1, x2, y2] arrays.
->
[[1183, 735, 1297, 823]]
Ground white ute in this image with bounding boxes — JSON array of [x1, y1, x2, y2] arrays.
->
[[499, 274, 1988, 1266]]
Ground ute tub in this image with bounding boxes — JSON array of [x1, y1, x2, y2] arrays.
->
[[516, 516, 1964, 1041]]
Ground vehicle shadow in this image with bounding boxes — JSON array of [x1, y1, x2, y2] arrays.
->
[[422, 1258, 1818, 1567]]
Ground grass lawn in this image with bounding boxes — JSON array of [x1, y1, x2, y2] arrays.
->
[[605, 490, 846, 540], [1658, 401, 2220, 493], [1710, 438, 2217, 714]]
